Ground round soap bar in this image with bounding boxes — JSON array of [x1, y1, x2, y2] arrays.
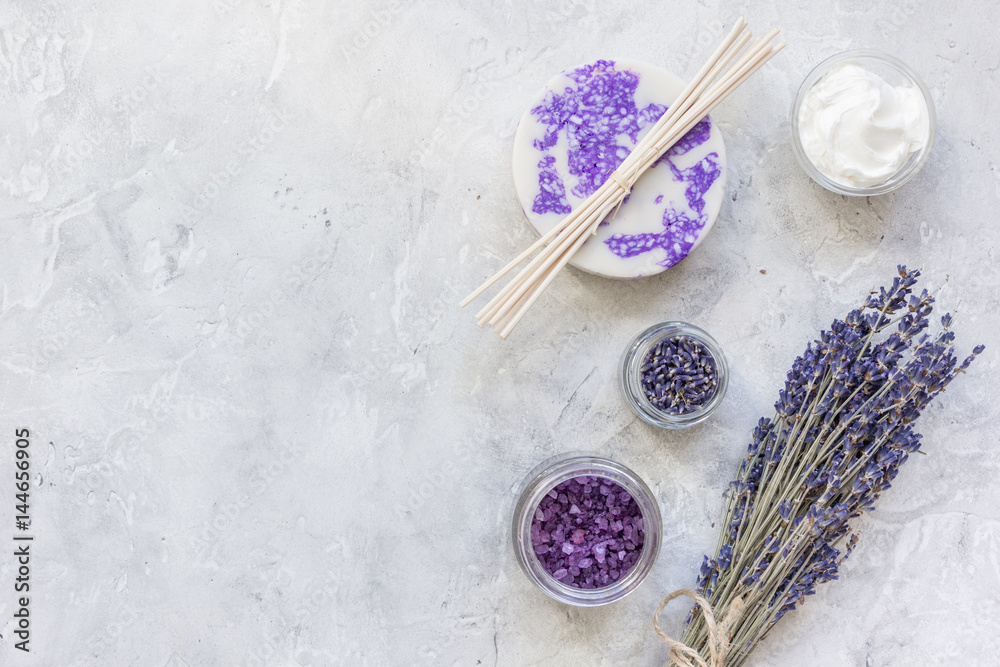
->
[[511, 59, 727, 279]]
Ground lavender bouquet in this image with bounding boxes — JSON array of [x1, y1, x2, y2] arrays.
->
[[654, 266, 984, 667]]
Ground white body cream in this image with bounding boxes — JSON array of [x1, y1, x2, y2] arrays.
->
[[797, 62, 930, 188]]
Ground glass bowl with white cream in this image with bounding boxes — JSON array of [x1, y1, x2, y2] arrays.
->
[[791, 50, 935, 196]]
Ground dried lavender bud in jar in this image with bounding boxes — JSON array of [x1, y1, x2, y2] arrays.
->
[[640, 335, 718, 415], [530, 476, 646, 589]]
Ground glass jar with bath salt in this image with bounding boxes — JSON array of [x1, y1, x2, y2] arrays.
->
[[791, 50, 936, 196], [511, 453, 662, 607], [620, 321, 729, 429]]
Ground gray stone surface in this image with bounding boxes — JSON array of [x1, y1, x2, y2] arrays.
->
[[1, 1, 998, 665]]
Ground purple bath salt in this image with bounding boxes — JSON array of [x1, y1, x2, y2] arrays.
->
[[530, 475, 646, 589]]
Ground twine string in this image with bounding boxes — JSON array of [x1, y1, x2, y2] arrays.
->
[[653, 589, 744, 667], [607, 170, 633, 195], [599, 170, 634, 231]]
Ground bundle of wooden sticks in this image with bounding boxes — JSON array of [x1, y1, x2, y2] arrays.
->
[[461, 18, 784, 339]]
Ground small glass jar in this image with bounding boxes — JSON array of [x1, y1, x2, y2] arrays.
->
[[790, 50, 936, 196], [511, 453, 662, 607], [620, 321, 729, 429]]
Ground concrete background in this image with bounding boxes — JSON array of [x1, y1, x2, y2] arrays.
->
[[1, 0, 998, 664]]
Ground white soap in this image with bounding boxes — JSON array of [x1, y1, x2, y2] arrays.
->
[[511, 59, 726, 279]]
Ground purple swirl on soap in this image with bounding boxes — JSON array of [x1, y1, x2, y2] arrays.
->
[[533, 156, 572, 215], [639, 102, 668, 127], [604, 206, 708, 269], [651, 117, 720, 215], [529, 60, 719, 224], [667, 152, 721, 215], [529, 60, 667, 213], [656, 116, 713, 160], [528, 59, 723, 269]]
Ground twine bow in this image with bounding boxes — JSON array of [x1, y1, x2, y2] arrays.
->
[[653, 590, 744, 667]]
